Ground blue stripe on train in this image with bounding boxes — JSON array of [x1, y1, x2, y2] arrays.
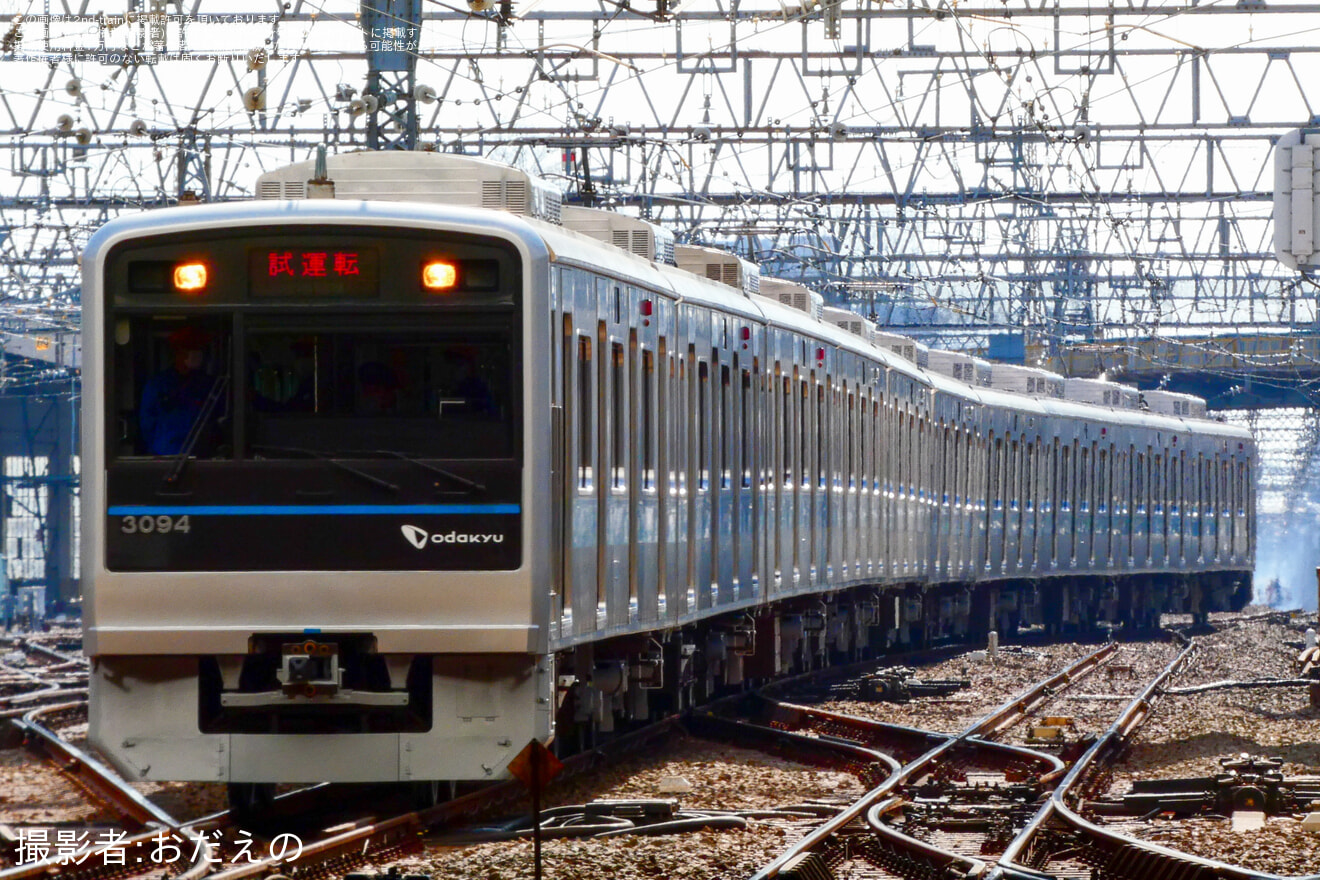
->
[[108, 504, 521, 516]]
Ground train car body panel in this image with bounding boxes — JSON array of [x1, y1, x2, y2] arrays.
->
[[80, 155, 1255, 791]]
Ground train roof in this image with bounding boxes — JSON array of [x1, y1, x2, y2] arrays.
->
[[83, 197, 1246, 442]]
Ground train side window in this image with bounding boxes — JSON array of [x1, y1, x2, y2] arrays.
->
[[577, 335, 593, 490], [1135, 452, 1145, 513], [895, 408, 905, 498], [799, 377, 810, 490], [1058, 441, 1071, 512], [642, 348, 656, 491], [873, 397, 882, 492], [847, 392, 856, 491], [611, 341, 625, 490], [677, 354, 688, 495], [816, 380, 826, 490], [1079, 445, 1090, 513], [859, 394, 869, 492], [1009, 439, 1020, 511], [1222, 460, 1231, 515], [1097, 449, 1108, 513], [698, 360, 710, 491], [1021, 439, 1032, 511], [1230, 461, 1240, 517], [740, 370, 752, 488], [782, 374, 792, 486], [720, 363, 731, 489], [917, 414, 926, 499]]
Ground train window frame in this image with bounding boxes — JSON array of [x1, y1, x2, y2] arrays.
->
[[641, 344, 656, 493], [1058, 440, 1071, 515], [816, 378, 827, 492], [780, 370, 792, 488], [719, 360, 732, 490], [577, 334, 594, 491], [697, 358, 710, 493], [740, 368, 752, 490], [610, 340, 626, 492], [798, 375, 809, 491], [1078, 444, 1090, 515]]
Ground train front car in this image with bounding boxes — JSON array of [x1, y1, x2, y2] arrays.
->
[[81, 200, 552, 806]]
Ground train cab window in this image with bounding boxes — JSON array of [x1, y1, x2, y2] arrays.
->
[[242, 330, 513, 459], [113, 318, 234, 459]]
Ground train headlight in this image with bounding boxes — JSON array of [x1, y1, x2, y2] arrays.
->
[[172, 261, 208, 293], [422, 260, 458, 291]]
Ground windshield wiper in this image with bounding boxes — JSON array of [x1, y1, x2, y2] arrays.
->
[[374, 450, 486, 493], [250, 445, 400, 493], [161, 374, 230, 490]]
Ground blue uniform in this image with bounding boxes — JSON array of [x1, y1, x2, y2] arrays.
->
[[139, 369, 212, 455]]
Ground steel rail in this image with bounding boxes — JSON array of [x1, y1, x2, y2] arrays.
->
[[766, 704, 1067, 783], [0, 687, 89, 719], [12, 701, 179, 829], [750, 641, 1117, 880], [866, 793, 991, 877], [0, 784, 333, 880], [21, 639, 87, 668], [1, 702, 217, 880], [1, 705, 680, 880], [0, 658, 65, 703], [993, 637, 1320, 880], [197, 716, 687, 880], [197, 674, 926, 880], [688, 712, 903, 780]]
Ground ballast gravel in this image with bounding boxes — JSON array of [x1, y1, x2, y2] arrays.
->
[[1103, 611, 1320, 875], [388, 735, 862, 880], [5, 610, 1318, 878]]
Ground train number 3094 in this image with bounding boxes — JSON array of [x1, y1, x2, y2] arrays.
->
[[120, 515, 191, 534]]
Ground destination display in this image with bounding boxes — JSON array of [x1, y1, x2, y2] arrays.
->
[[248, 247, 380, 297]]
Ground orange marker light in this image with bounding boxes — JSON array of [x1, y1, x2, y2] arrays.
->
[[422, 260, 458, 291], [173, 262, 208, 293]]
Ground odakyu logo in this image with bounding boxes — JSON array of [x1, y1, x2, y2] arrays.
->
[[401, 525, 505, 549]]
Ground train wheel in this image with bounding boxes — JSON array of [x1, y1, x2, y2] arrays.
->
[[227, 782, 276, 818]]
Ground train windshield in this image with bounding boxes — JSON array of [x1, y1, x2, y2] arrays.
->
[[113, 316, 516, 461]]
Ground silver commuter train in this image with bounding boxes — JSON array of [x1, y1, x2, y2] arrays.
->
[[81, 153, 1254, 809]]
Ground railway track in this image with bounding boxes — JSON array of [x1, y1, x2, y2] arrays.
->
[[737, 641, 1117, 879], [1, 687, 684, 880], [5, 623, 1317, 880], [994, 633, 1320, 880], [720, 623, 1318, 880], [0, 636, 88, 722], [3, 639, 973, 880]]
